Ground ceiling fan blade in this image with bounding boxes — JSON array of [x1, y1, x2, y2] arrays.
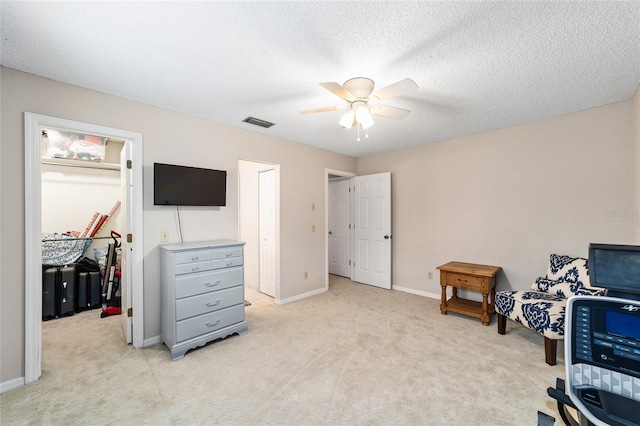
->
[[370, 104, 411, 120], [369, 78, 418, 102], [319, 82, 355, 101], [299, 106, 343, 115]]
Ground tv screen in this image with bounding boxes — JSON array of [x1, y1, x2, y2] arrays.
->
[[588, 243, 640, 294], [154, 163, 226, 206]]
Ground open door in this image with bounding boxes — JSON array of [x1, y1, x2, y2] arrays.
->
[[352, 172, 392, 289], [120, 145, 133, 343], [328, 179, 351, 278], [259, 168, 276, 297]]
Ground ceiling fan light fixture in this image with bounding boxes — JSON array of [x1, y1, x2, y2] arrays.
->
[[339, 108, 355, 128], [355, 105, 374, 129]]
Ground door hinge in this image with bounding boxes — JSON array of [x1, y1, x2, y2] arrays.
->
[[127, 233, 133, 243], [127, 308, 133, 317], [349, 224, 351, 229], [349, 260, 351, 266], [126, 160, 132, 169]]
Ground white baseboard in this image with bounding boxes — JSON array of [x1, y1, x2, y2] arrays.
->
[[144, 335, 162, 347], [1, 377, 25, 394], [392, 285, 440, 300], [276, 286, 327, 305]]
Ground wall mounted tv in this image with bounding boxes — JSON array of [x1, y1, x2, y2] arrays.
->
[[154, 162, 227, 206]]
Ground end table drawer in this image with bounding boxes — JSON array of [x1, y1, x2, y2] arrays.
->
[[446, 273, 482, 290], [176, 304, 245, 342]]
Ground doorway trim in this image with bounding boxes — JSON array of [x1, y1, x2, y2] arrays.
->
[[24, 112, 144, 385], [324, 168, 357, 290]]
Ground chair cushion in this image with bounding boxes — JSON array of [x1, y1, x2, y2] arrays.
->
[[495, 290, 566, 339], [540, 254, 605, 296], [547, 254, 589, 284], [531, 276, 605, 297]]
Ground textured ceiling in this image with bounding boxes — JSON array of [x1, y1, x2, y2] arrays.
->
[[2, 1, 639, 158]]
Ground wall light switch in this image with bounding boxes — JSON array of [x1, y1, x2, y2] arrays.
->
[[428, 272, 434, 279], [160, 231, 169, 242]]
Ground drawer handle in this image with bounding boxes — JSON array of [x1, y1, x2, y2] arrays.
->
[[206, 319, 221, 328], [457, 278, 468, 283], [191, 256, 199, 261], [226, 253, 232, 257], [226, 262, 232, 267], [204, 280, 220, 287], [192, 266, 200, 272], [206, 300, 221, 308]]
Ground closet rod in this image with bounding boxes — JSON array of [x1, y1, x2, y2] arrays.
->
[[41, 159, 120, 171], [42, 236, 116, 242]]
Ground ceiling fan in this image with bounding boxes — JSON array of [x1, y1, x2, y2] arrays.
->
[[300, 77, 418, 140]]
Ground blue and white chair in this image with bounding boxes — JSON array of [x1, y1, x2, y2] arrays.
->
[[495, 254, 604, 365]]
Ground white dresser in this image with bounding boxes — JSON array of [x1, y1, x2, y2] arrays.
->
[[160, 239, 247, 360]]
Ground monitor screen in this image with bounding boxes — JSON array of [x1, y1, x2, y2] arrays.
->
[[153, 163, 226, 206], [588, 243, 640, 294]]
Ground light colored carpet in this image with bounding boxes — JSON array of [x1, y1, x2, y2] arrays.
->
[[1, 275, 567, 424]]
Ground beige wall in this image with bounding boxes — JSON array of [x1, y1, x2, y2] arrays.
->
[[632, 84, 640, 242], [0, 67, 357, 383], [358, 101, 634, 297]]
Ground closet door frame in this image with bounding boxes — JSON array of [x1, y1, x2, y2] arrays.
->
[[24, 112, 144, 384]]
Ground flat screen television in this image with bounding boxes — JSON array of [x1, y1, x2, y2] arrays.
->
[[588, 243, 640, 295], [154, 162, 226, 206]]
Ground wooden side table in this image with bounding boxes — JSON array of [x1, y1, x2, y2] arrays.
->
[[437, 261, 502, 325]]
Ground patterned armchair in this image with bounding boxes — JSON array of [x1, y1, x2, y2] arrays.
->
[[494, 254, 604, 365]]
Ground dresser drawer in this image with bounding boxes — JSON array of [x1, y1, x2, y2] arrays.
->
[[446, 273, 483, 291], [212, 256, 243, 270], [212, 246, 243, 260], [174, 251, 212, 265], [176, 304, 245, 342], [174, 260, 212, 276], [175, 286, 244, 321], [174, 266, 243, 299]]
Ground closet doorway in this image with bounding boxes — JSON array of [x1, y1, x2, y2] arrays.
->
[[238, 159, 280, 302], [24, 113, 144, 385]]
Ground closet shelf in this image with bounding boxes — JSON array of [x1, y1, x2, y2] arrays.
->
[[41, 157, 120, 171], [42, 236, 115, 242]]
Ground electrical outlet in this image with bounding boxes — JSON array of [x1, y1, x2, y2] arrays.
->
[[160, 231, 169, 242], [428, 272, 433, 279], [304, 272, 308, 279]]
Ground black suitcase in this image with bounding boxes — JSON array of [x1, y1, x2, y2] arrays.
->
[[56, 265, 76, 317], [42, 267, 57, 320], [77, 271, 101, 311]]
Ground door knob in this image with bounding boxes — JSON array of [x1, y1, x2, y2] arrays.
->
[[328, 231, 332, 235], [384, 235, 390, 239]]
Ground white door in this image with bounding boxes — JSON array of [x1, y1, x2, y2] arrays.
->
[[328, 179, 351, 277], [120, 145, 133, 343], [259, 169, 276, 297], [352, 172, 392, 289]]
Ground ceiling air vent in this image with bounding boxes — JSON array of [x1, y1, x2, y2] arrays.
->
[[242, 117, 275, 129]]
